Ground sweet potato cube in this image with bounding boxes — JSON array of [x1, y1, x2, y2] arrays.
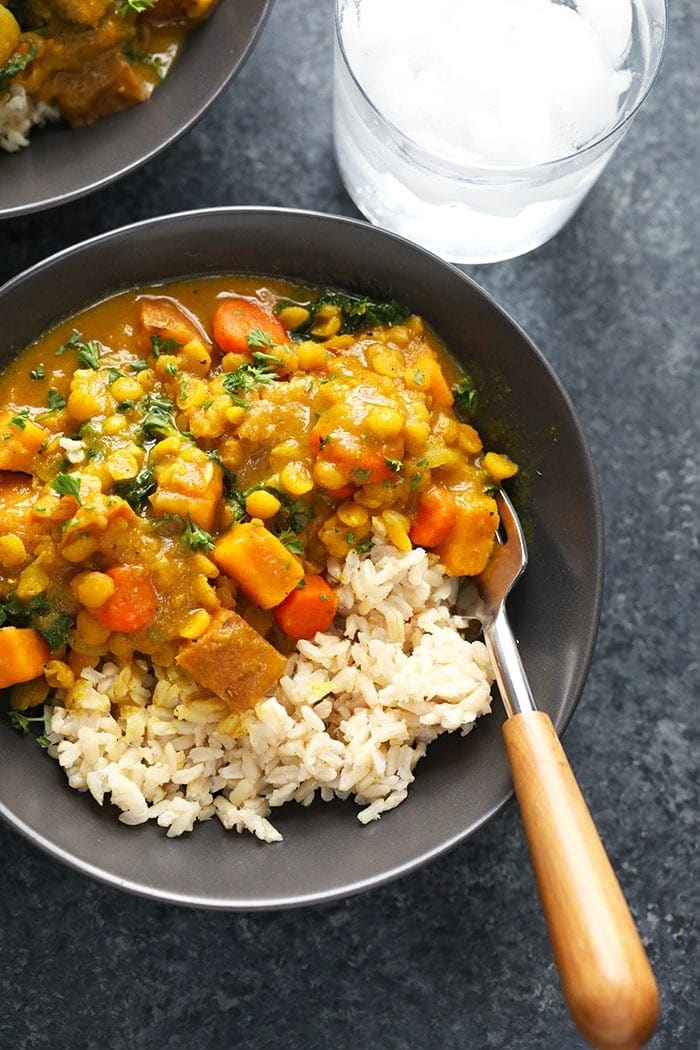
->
[[176, 610, 286, 712], [213, 521, 304, 609], [139, 298, 204, 348], [0, 412, 45, 472], [0, 627, 51, 690], [150, 449, 222, 531], [435, 495, 499, 577]]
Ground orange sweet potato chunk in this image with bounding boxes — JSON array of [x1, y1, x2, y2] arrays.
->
[[176, 610, 286, 712]]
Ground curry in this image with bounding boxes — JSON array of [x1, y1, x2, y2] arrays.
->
[[0, 0, 219, 128], [0, 276, 517, 716]]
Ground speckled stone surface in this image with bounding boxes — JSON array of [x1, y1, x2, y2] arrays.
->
[[0, 1, 697, 1047]]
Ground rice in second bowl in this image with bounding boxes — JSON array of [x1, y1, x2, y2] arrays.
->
[[46, 526, 494, 841]]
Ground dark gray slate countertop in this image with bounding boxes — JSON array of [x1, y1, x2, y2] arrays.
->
[[0, 1, 697, 1047]]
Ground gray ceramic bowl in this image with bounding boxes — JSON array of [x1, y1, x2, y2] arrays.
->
[[0, 208, 603, 908], [0, 1, 273, 219]]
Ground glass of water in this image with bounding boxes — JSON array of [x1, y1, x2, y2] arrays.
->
[[333, 0, 667, 264]]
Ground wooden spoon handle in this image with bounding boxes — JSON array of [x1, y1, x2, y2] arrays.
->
[[502, 711, 659, 1049]]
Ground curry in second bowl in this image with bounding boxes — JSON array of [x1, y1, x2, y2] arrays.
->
[[0, 276, 518, 840], [0, 0, 221, 151]]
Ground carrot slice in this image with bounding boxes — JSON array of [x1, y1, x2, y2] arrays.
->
[[273, 576, 339, 640], [212, 298, 287, 355], [0, 627, 50, 689], [311, 430, 393, 485], [93, 565, 158, 633], [409, 486, 458, 548]]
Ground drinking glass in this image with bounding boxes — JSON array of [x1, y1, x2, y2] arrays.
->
[[333, 0, 667, 264]]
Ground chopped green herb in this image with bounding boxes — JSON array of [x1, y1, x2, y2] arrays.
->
[[318, 593, 330, 602], [246, 329, 277, 350], [164, 362, 179, 377], [182, 514, 215, 552], [300, 292, 409, 337], [141, 393, 178, 441], [410, 472, 422, 491], [50, 473, 82, 502], [113, 467, 156, 513], [130, 359, 150, 373], [123, 47, 165, 78], [77, 342, 101, 370], [200, 398, 213, 410], [221, 360, 280, 408], [354, 536, 373, 554], [319, 434, 333, 449], [7, 710, 45, 735], [55, 330, 82, 356], [453, 376, 478, 417], [30, 365, 46, 381], [9, 409, 30, 430], [413, 370, 426, 385], [416, 458, 429, 468], [277, 529, 304, 555], [353, 467, 371, 483], [118, 0, 155, 16], [47, 389, 67, 412], [56, 329, 101, 369], [384, 457, 402, 473], [346, 531, 356, 545], [0, 45, 39, 92], [105, 367, 125, 385], [37, 736, 52, 750], [36, 612, 73, 652], [150, 334, 181, 358]]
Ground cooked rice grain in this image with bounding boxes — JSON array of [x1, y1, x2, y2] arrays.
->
[[0, 86, 58, 152], [46, 533, 493, 840]]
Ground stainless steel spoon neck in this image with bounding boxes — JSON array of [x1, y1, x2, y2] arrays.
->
[[483, 604, 537, 718]]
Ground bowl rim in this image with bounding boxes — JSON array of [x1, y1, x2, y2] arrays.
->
[[0, 0, 275, 220], [0, 206, 605, 909]]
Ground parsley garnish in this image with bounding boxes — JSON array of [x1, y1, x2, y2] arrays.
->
[[182, 514, 215, 552], [384, 457, 402, 473], [453, 376, 478, 417], [354, 536, 373, 554], [278, 529, 304, 555], [150, 334, 181, 358], [300, 292, 409, 337], [30, 365, 46, 381], [221, 361, 279, 408], [353, 467, 371, 483], [7, 711, 44, 735], [164, 363, 179, 377], [0, 45, 38, 92], [105, 367, 125, 385], [410, 473, 422, 491], [51, 473, 82, 503], [37, 613, 73, 652], [118, 0, 155, 16], [130, 359, 150, 373], [55, 329, 101, 369], [123, 47, 165, 78], [9, 409, 30, 430], [47, 389, 67, 412], [141, 393, 178, 441], [246, 329, 277, 350], [113, 467, 156, 513]]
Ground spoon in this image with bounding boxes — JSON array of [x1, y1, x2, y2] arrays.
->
[[476, 490, 659, 1050]]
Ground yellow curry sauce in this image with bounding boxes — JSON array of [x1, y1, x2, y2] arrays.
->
[[0, 276, 517, 714], [0, 0, 219, 127]]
